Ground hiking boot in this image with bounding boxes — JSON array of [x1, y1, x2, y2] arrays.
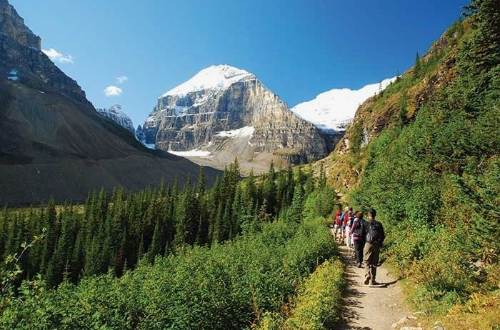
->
[[363, 277, 370, 285]]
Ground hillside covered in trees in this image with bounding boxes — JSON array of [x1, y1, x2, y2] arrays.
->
[[0, 162, 344, 328], [317, 0, 499, 327]]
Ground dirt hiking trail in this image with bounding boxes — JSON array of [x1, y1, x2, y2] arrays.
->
[[332, 234, 424, 330]]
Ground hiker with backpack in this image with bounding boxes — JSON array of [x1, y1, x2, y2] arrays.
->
[[333, 207, 342, 240], [363, 208, 385, 285], [344, 208, 354, 248], [350, 211, 365, 268], [341, 207, 349, 245], [336, 208, 345, 243]]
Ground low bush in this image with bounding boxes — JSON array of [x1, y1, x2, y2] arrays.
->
[[258, 258, 344, 330], [283, 259, 344, 330]]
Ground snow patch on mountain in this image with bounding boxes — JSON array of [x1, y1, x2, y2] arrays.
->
[[215, 126, 255, 138], [7, 68, 18, 81], [96, 104, 135, 134], [291, 77, 396, 132], [162, 64, 254, 97], [168, 149, 212, 158]]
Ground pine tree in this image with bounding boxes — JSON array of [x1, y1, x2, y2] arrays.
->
[[137, 234, 145, 263], [40, 200, 58, 275], [318, 162, 327, 189], [289, 184, 304, 223], [71, 230, 84, 282], [84, 236, 102, 277], [262, 163, 277, 216], [114, 229, 127, 276], [414, 52, 421, 77], [48, 212, 74, 286], [174, 193, 188, 247], [147, 218, 163, 263], [212, 202, 224, 243], [230, 187, 243, 239]]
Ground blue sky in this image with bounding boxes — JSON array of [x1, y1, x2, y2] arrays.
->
[[12, 0, 467, 126]]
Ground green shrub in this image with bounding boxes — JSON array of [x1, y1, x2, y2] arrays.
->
[[283, 259, 344, 330]]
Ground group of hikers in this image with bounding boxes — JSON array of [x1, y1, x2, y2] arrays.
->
[[332, 206, 385, 286]]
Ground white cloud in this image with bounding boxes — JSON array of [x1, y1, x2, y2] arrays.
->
[[42, 48, 74, 64], [104, 85, 123, 97], [116, 76, 128, 84]]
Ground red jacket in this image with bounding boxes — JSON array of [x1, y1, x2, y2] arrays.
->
[[343, 212, 349, 226], [334, 211, 342, 226]]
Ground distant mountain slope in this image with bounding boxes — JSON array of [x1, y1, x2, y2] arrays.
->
[[0, 0, 217, 205], [97, 104, 135, 134], [291, 77, 395, 132], [143, 64, 328, 173]]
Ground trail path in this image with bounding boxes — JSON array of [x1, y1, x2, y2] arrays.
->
[[331, 229, 421, 330]]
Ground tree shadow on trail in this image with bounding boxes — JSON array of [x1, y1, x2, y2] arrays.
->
[[333, 247, 371, 329], [332, 245, 402, 330]]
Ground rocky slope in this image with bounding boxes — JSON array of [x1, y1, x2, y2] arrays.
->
[[0, 0, 217, 205], [97, 104, 135, 134], [142, 65, 328, 173]]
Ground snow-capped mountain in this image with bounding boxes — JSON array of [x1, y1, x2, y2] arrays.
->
[[97, 104, 135, 134], [162, 64, 254, 97], [142, 64, 328, 173], [291, 77, 396, 132]]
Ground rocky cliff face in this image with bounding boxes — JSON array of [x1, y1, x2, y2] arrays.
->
[[143, 65, 328, 172], [0, 0, 86, 103], [97, 104, 135, 135], [0, 0, 40, 49]]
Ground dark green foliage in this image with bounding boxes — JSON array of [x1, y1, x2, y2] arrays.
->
[[349, 122, 364, 154], [348, 1, 499, 314], [0, 163, 338, 329], [0, 160, 330, 289]]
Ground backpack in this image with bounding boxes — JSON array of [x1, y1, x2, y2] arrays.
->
[[366, 221, 383, 244], [351, 219, 364, 238], [337, 212, 344, 225]]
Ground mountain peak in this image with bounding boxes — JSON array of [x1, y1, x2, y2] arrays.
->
[[162, 64, 254, 97], [0, 0, 41, 49], [291, 77, 396, 132]]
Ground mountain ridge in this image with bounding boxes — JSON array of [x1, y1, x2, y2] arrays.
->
[[0, 0, 218, 205]]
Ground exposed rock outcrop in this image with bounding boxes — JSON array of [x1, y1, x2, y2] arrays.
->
[[143, 65, 328, 172], [0, 0, 86, 102], [97, 104, 135, 135], [0, 0, 40, 49]]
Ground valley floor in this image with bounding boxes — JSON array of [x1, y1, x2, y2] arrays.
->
[[333, 236, 420, 330]]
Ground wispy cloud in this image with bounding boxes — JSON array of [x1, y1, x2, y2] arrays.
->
[[104, 85, 123, 97], [42, 48, 74, 64], [116, 76, 128, 84]]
